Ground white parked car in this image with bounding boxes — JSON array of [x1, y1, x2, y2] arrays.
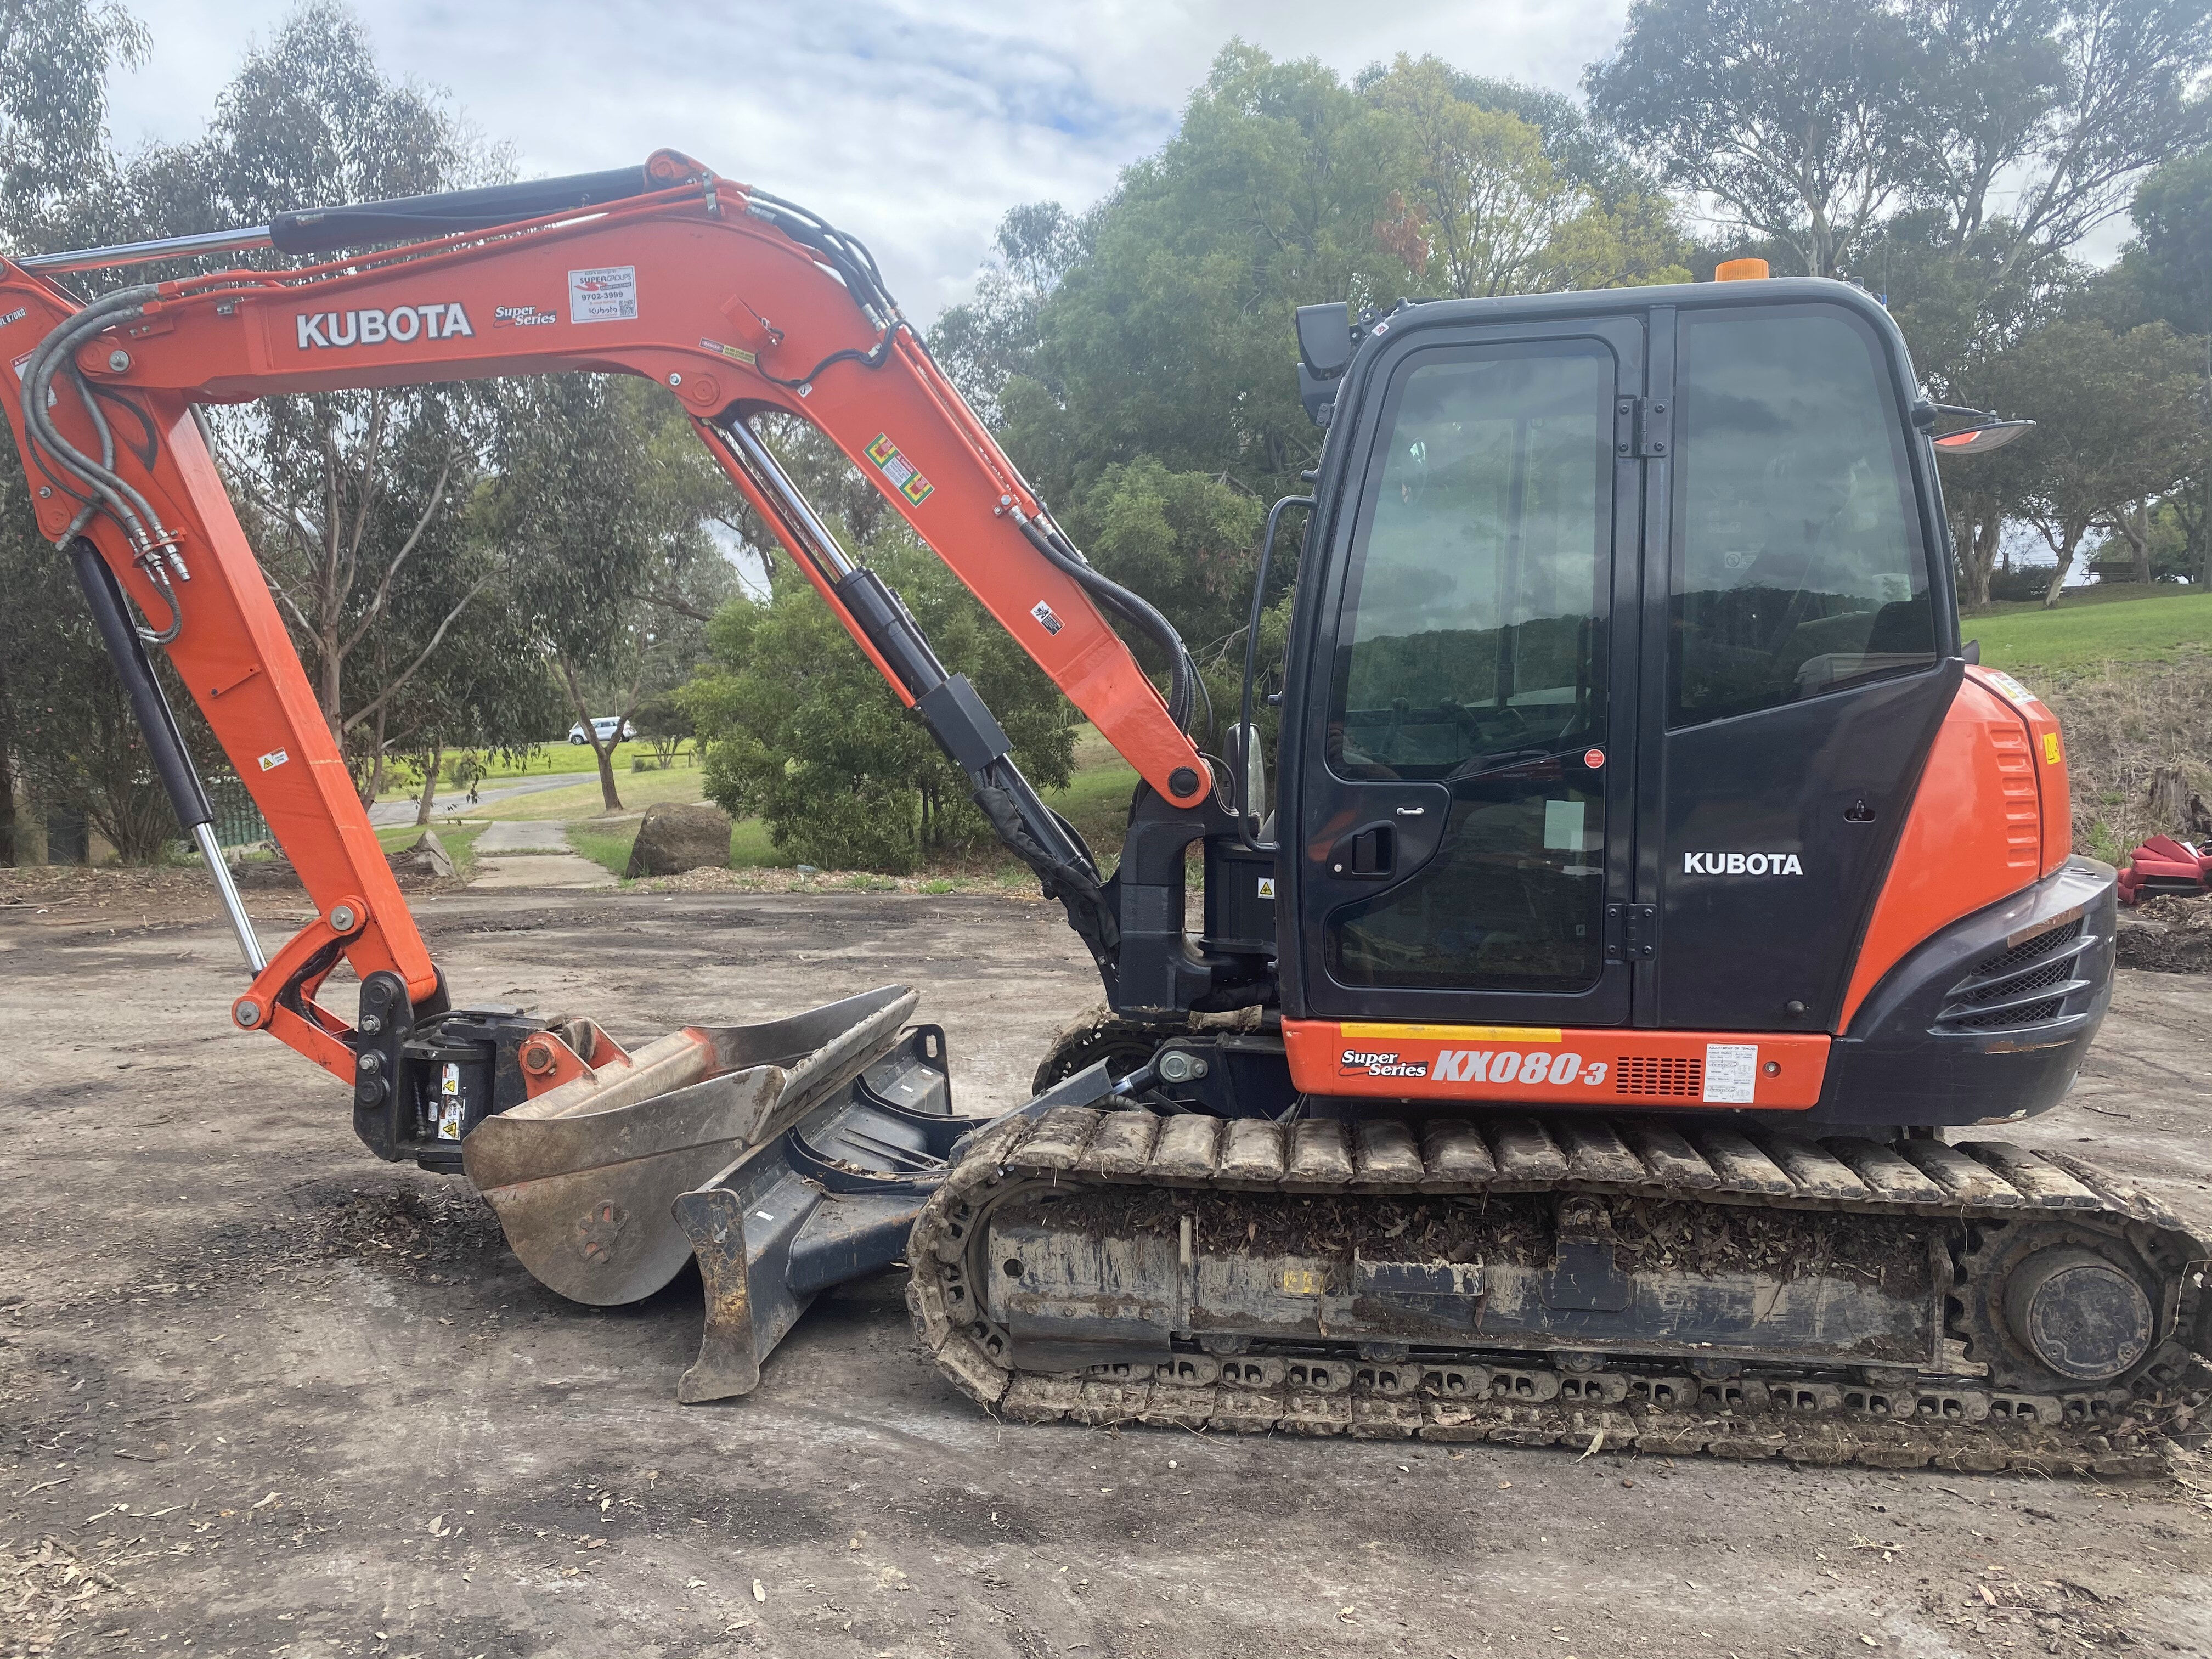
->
[[567, 716, 635, 745]]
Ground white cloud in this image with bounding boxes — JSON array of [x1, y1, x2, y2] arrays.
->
[[98, 0, 1629, 319]]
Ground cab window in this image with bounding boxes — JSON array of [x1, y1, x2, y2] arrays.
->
[[1669, 307, 1934, 728], [1328, 342, 1613, 780]]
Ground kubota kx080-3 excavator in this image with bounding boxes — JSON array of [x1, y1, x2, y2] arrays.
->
[[7, 151, 2204, 1469]]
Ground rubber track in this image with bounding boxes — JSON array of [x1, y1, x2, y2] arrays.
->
[[905, 1107, 2212, 1475]]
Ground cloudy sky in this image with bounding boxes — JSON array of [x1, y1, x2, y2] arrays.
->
[[101, 0, 1630, 321]]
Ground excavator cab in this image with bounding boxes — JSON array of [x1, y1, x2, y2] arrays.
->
[[1154, 277, 2108, 1131], [1286, 284, 1950, 1034]]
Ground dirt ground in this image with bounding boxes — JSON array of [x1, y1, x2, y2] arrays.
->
[[5, 881, 2212, 1659]]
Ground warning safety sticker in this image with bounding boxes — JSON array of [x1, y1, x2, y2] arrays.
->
[[864, 432, 934, 504], [1702, 1042, 1758, 1104]]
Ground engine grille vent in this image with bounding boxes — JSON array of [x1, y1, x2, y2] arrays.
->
[[1972, 919, 2084, 980], [1944, 998, 2066, 1031], [1936, 916, 2094, 1034], [1614, 1056, 1703, 1097], [1958, 957, 2074, 1005]]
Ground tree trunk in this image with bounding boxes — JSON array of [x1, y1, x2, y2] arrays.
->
[[365, 705, 388, 805], [2198, 472, 2211, 590], [1951, 499, 2000, 611], [2148, 766, 2190, 834], [320, 622, 345, 747], [2115, 501, 2152, 585], [555, 653, 623, 812], [1960, 526, 1989, 610], [415, 738, 442, 827], [591, 739, 621, 813], [2040, 522, 2086, 608]]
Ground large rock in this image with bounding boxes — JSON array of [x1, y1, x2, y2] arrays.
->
[[386, 828, 457, 883], [624, 802, 733, 878]]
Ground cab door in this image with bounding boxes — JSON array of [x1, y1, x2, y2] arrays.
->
[[1639, 297, 1957, 1032], [1286, 315, 1646, 1027]]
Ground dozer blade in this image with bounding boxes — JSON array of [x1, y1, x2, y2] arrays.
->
[[463, 985, 919, 1306], [672, 1024, 968, 1403]]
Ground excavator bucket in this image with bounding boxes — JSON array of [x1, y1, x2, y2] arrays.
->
[[461, 986, 922, 1305], [462, 985, 973, 1401]]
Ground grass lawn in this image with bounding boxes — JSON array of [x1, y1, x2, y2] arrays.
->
[[375, 740, 699, 803], [565, 821, 637, 878], [1964, 588, 2212, 675], [550, 725, 1138, 883], [468, 763, 713, 822], [1042, 724, 1141, 862]]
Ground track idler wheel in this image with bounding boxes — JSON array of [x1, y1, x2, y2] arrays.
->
[[2003, 1246, 2155, 1385], [1959, 1223, 2162, 1392], [1030, 1006, 1187, 1094]]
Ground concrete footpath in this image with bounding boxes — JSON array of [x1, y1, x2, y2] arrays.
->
[[366, 769, 597, 827], [469, 818, 616, 889]]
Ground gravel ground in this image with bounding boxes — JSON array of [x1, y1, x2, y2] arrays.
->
[[4, 882, 2210, 1659]]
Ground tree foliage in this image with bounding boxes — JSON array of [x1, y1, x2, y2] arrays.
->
[[1952, 318, 2208, 601], [2126, 148, 2212, 332], [1370, 55, 1688, 297], [0, 0, 152, 862], [481, 374, 729, 811], [1589, 0, 2212, 288], [1588, 0, 1925, 278], [929, 42, 1688, 736]]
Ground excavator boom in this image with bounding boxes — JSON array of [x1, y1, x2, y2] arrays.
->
[[0, 153, 1250, 1393], [1, 151, 1215, 1086]]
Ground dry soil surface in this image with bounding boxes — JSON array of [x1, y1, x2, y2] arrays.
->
[[4, 883, 2211, 1659]]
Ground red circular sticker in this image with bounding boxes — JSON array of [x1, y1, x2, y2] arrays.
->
[[1583, 747, 1606, 769]]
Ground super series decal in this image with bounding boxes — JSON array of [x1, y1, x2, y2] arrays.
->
[[1338, 1046, 1609, 1088]]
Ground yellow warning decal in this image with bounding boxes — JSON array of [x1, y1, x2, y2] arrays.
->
[[2042, 731, 2061, 764], [698, 335, 756, 366], [1338, 1022, 1564, 1044], [864, 431, 934, 504]]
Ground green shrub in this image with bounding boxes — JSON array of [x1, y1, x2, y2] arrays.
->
[[684, 533, 1074, 873]]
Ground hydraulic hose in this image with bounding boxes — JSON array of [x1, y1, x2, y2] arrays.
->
[[1018, 516, 1200, 734], [20, 285, 179, 563]]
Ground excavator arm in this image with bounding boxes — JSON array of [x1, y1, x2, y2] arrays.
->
[[0, 151, 1228, 1121]]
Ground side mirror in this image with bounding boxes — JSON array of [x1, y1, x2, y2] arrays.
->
[[1295, 302, 1353, 428], [1296, 302, 1353, 376]]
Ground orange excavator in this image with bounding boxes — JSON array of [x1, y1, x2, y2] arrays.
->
[[7, 152, 2203, 1469]]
